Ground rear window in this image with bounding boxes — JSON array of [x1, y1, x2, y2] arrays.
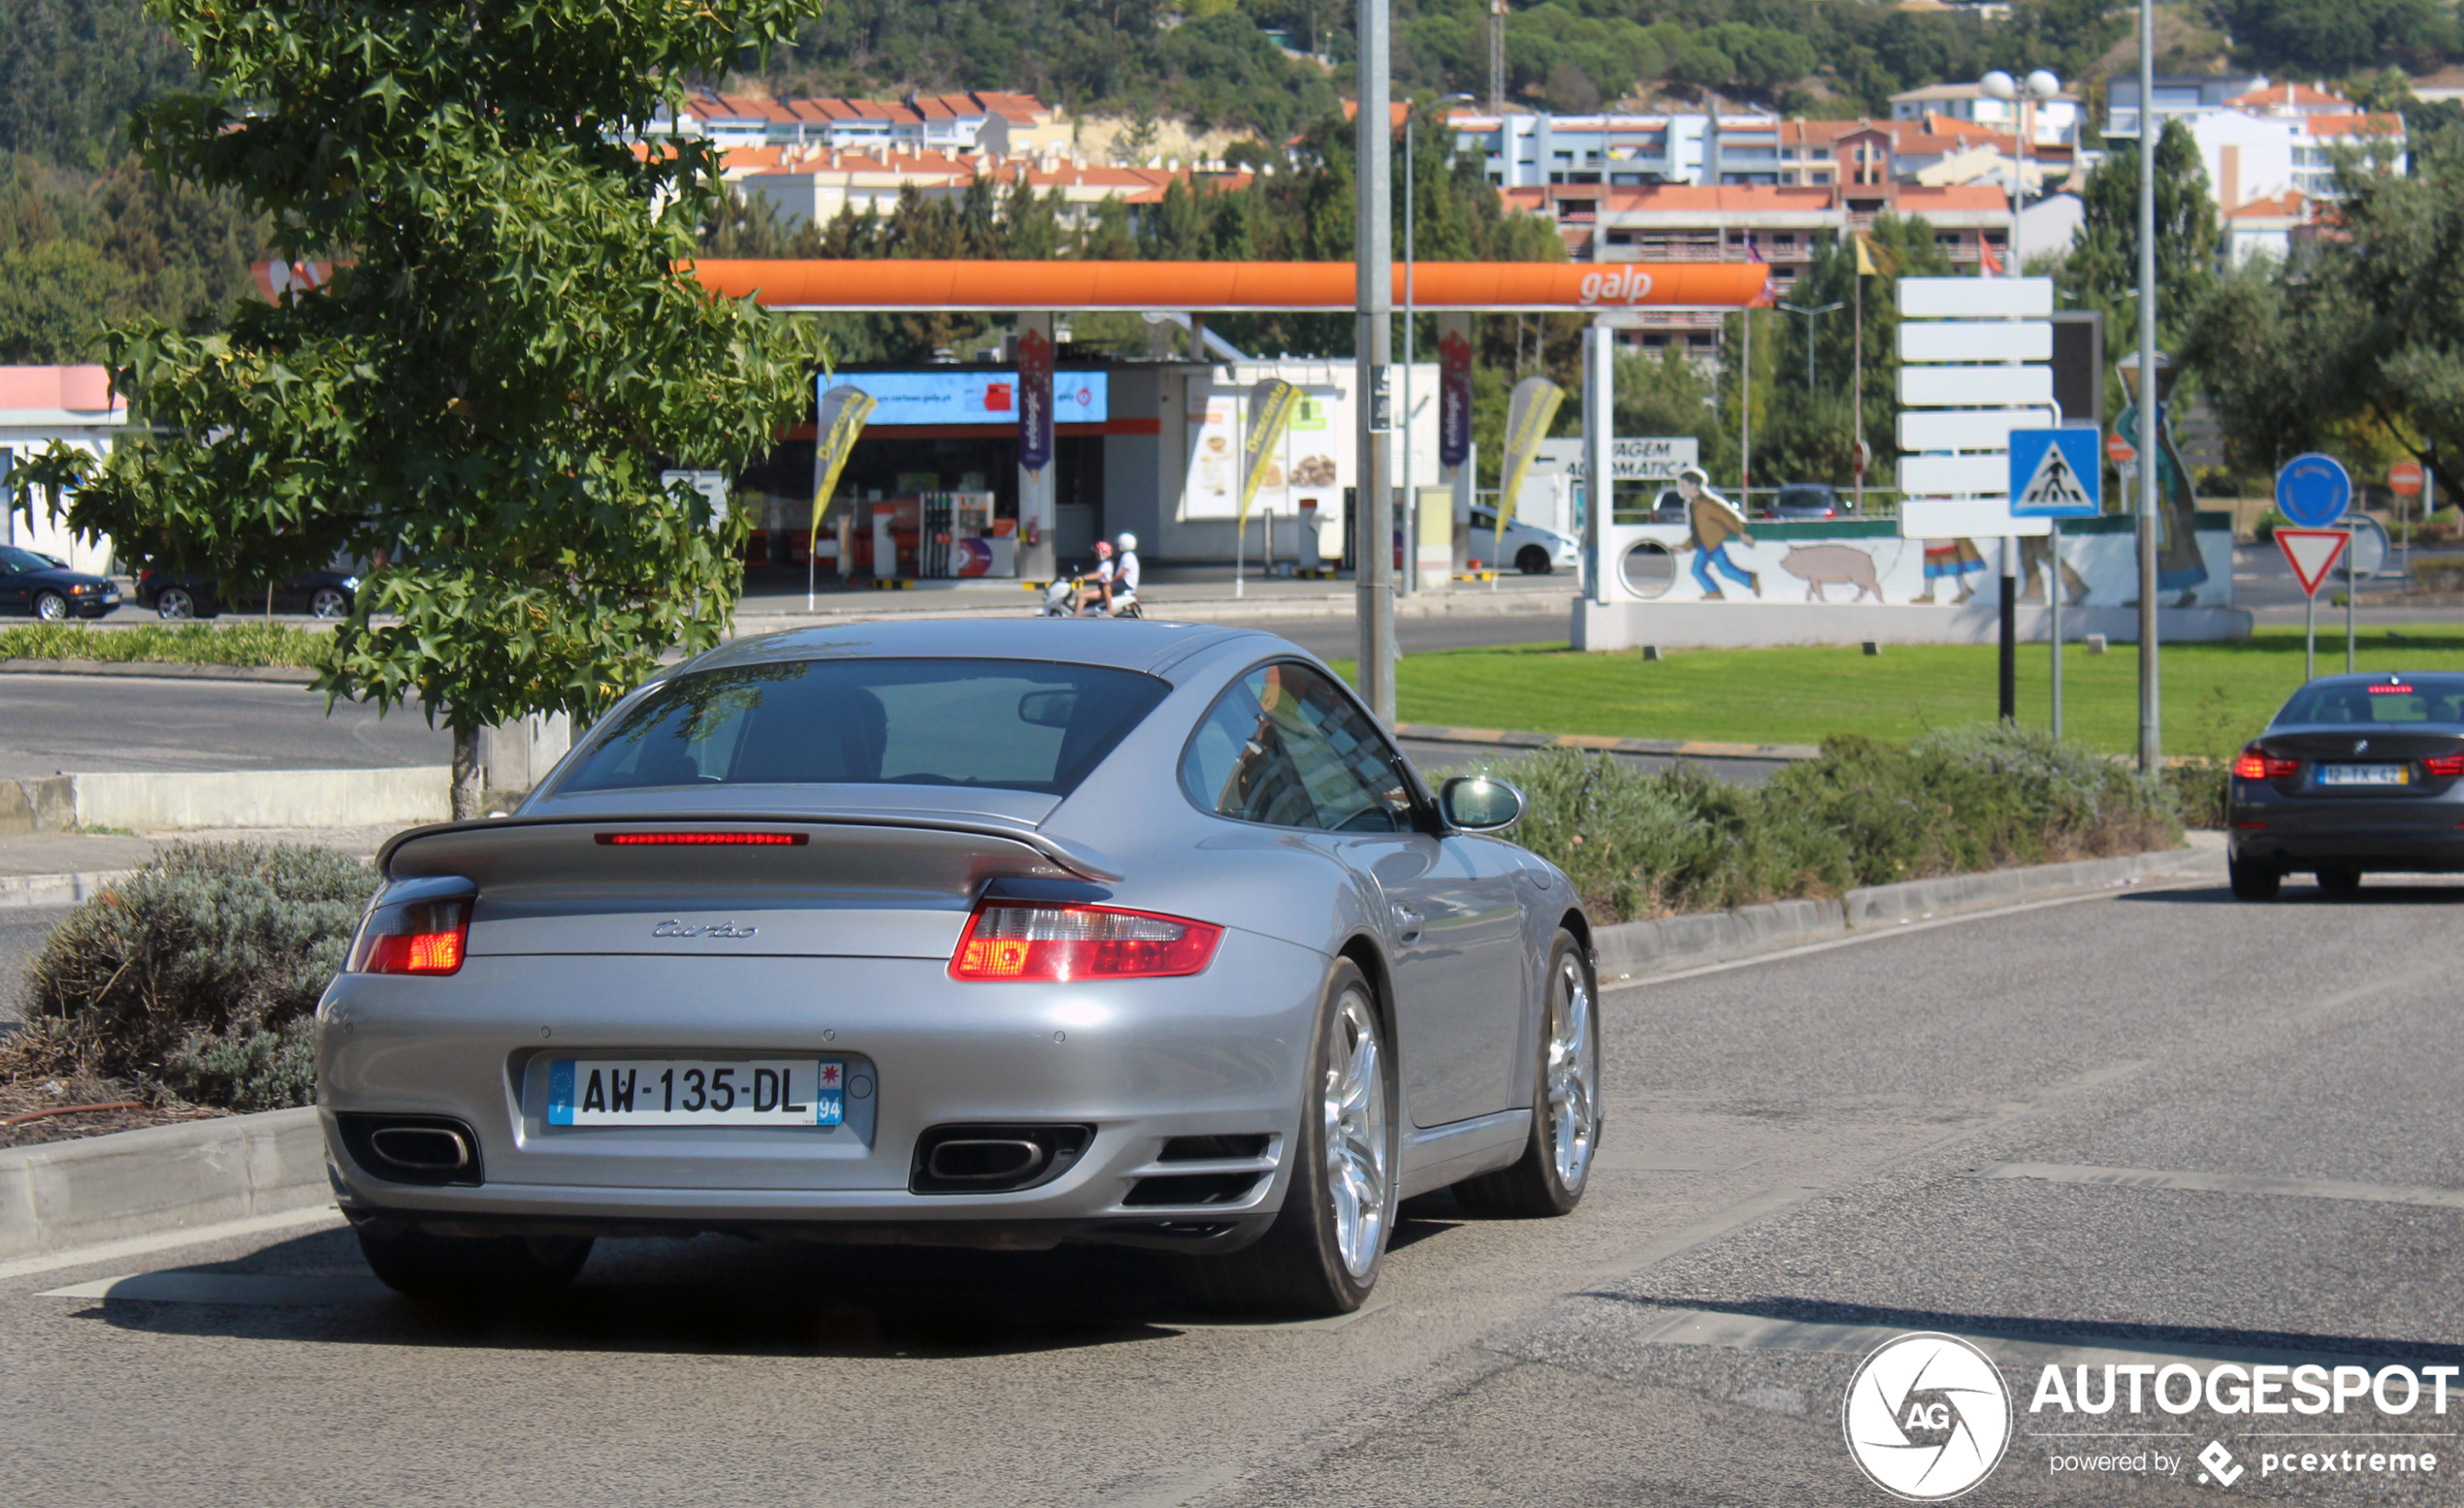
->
[[557, 658, 1170, 796], [2274, 678, 2464, 726]]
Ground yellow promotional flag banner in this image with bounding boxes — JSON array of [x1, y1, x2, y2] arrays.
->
[[807, 384, 877, 554], [1238, 378, 1304, 529], [1495, 375, 1566, 545], [1854, 232, 1877, 276]]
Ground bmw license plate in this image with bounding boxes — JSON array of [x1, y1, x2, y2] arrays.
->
[[547, 1058, 844, 1127], [2318, 763, 2410, 786]]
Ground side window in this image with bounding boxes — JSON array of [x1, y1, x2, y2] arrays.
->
[[1180, 663, 1415, 832]]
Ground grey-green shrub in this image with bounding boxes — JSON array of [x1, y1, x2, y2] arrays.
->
[[10, 843, 377, 1107], [1461, 724, 2181, 922]]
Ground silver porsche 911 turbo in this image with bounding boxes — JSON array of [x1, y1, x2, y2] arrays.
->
[[316, 619, 1601, 1314]]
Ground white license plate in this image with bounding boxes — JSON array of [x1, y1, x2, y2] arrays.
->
[[2318, 763, 2410, 786], [547, 1058, 844, 1127]]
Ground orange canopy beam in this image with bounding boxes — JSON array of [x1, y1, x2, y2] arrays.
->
[[686, 260, 1769, 312]]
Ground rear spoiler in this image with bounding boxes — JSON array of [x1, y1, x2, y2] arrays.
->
[[376, 813, 1124, 882]]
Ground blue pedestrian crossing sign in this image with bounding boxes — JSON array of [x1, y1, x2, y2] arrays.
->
[[2007, 427, 2101, 519]]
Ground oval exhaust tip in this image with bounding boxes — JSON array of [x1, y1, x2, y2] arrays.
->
[[925, 1139, 1047, 1183], [369, 1125, 472, 1171]]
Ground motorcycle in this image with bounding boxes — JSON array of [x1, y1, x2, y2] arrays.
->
[[1038, 570, 1143, 619]]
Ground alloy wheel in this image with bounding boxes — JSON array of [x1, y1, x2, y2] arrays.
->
[[1322, 990, 1390, 1278], [1545, 953, 1598, 1190]]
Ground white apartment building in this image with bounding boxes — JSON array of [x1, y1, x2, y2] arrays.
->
[[1450, 112, 1761, 188], [1888, 82, 2085, 147]]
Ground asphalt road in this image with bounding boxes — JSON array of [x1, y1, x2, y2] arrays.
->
[[5, 869, 2459, 1505], [0, 673, 452, 778]]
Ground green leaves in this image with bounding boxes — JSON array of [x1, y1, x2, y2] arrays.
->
[[44, 0, 825, 754]]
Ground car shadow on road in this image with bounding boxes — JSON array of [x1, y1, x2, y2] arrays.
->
[[2119, 880, 2464, 907], [1591, 1293, 2464, 1367], [63, 1203, 1469, 1357]]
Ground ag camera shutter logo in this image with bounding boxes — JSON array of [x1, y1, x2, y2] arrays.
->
[[1843, 1332, 2013, 1500]]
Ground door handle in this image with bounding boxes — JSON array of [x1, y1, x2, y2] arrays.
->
[[1393, 906, 1425, 944]]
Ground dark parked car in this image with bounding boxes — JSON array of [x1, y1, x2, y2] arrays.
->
[[138, 567, 359, 620], [0, 544, 121, 620], [1763, 483, 1847, 521], [2227, 671, 2464, 899], [1647, 489, 1688, 524]]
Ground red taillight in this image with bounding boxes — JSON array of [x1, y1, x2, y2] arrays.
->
[[596, 832, 807, 847], [348, 897, 470, 976], [2426, 754, 2464, 778], [951, 902, 1222, 981], [2232, 745, 2299, 781]]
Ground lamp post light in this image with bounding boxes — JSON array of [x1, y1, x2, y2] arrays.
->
[[1979, 68, 2060, 277], [1776, 300, 1842, 394], [1403, 91, 1476, 599]]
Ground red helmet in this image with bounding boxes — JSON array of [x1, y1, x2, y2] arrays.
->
[[1094, 540, 1114, 558]]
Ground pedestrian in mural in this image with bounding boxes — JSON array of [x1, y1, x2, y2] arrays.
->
[[2019, 533, 2090, 605], [1915, 537, 1985, 603], [2117, 351, 2209, 606], [1679, 465, 1760, 599]]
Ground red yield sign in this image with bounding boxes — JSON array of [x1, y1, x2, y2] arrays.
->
[[2389, 460, 2426, 497], [2106, 431, 2136, 467], [2276, 528, 2350, 597]]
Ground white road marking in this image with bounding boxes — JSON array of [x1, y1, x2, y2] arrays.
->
[[0, 1204, 346, 1284], [1972, 1161, 2464, 1211]]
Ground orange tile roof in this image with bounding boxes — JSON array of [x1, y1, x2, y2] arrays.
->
[[2307, 112, 2406, 137], [2227, 80, 2351, 111], [2226, 189, 2306, 218]]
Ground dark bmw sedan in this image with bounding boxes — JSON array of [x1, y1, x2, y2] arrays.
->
[[2228, 672, 2464, 899], [0, 544, 120, 620], [137, 566, 358, 620]]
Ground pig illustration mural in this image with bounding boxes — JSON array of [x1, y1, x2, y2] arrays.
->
[[1779, 543, 1883, 603]]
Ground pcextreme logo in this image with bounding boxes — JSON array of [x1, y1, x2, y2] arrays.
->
[[1843, 1333, 2014, 1500]]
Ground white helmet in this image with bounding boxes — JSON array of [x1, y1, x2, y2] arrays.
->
[[1114, 531, 1137, 553]]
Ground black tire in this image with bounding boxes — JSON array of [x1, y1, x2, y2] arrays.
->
[[32, 591, 69, 622], [1183, 960, 1396, 1316], [307, 585, 350, 619], [353, 1219, 593, 1299], [154, 585, 198, 620], [2227, 858, 2283, 901], [1516, 544, 1552, 575], [2317, 865, 2364, 895], [1454, 930, 1601, 1218]]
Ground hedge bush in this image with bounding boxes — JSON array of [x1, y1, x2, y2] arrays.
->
[[0, 622, 336, 668], [1475, 723, 2182, 922], [3, 844, 378, 1110]]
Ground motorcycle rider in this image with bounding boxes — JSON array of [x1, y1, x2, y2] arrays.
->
[[1070, 539, 1115, 616], [1102, 532, 1141, 615]]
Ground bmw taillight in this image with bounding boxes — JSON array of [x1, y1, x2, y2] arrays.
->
[[347, 896, 470, 976], [2427, 753, 2464, 778], [951, 902, 1221, 981], [2232, 745, 2299, 781]]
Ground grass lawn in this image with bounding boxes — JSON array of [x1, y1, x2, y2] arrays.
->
[[1331, 626, 2464, 758]]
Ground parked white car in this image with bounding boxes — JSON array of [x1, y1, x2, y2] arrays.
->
[[1466, 508, 1583, 575]]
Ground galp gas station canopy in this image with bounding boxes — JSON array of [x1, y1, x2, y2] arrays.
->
[[685, 260, 1770, 312]]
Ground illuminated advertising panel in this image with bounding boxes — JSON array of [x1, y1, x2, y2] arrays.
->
[[840, 369, 1108, 427]]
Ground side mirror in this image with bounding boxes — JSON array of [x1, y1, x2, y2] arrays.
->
[[1018, 689, 1078, 728], [1441, 775, 1526, 832]]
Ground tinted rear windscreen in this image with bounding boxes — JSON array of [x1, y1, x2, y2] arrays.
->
[[558, 658, 1170, 796], [2274, 678, 2464, 726]]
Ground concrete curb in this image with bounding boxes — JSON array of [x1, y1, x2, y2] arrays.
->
[[0, 869, 134, 911], [0, 1107, 326, 1262], [1395, 723, 1823, 763], [0, 658, 319, 685], [1592, 845, 2220, 984], [0, 766, 449, 836]]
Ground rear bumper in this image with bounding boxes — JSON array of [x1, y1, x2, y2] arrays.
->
[[315, 933, 1325, 1247], [2229, 779, 2464, 870]]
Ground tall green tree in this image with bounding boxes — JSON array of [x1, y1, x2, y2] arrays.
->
[[12, 0, 824, 817], [2184, 139, 2464, 495], [2063, 117, 2219, 335]]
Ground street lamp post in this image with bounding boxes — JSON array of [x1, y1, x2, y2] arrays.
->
[[1356, 0, 1397, 724], [1404, 92, 1476, 600], [1775, 300, 1842, 394]]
